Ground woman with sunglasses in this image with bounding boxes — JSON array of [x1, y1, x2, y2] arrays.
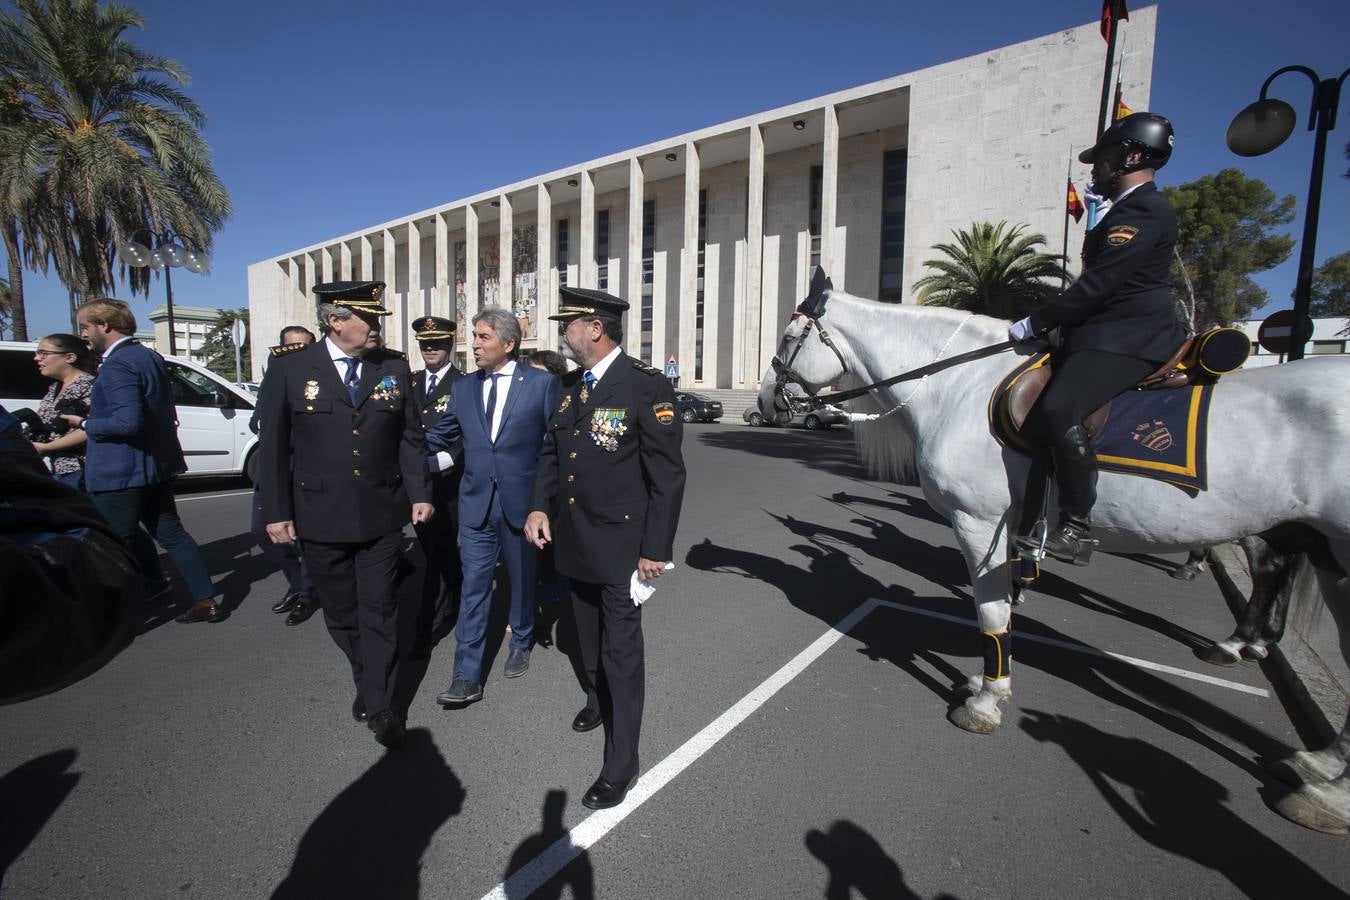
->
[[32, 333, 97, 489]]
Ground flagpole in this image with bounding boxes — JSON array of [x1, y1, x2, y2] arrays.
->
[[1096, 3, 1121, 139], [1062, 153, 1073, 290]]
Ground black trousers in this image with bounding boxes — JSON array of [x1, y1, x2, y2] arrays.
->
[[250, 483, 312, 599], [570, 579, 644, 783], [303, 531, 404, 716], [1024, 349, 1157, 445], [412, 473, 461, 636]]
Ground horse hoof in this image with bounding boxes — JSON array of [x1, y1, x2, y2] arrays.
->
[[1239, 644, 1270, 661], [1170, 565, 1200, 581], [949, 702, 999, 735], [1195, 643, 1241, 667], [1268, 751, 1347, 787], [1274, 783, 1350, 835]]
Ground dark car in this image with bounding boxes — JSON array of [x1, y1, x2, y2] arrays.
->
[[674, 392, 722, 423], [742, 403, 849, 430]]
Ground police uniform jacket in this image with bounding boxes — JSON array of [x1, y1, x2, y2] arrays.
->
[[531, 352, 686, 585], [414, 366, 464, 465], [258, 339, 431, 543], [1028, 182, 1185, 364]]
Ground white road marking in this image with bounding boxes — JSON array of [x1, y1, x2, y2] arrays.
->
[[873, 599, 1270, 698], [480, 598, 881, 900], [173, 489, 253, 503]]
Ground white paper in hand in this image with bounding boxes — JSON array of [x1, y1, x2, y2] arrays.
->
[[630, 563, 676, 606]]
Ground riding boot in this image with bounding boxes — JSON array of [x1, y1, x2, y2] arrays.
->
[[1041, 425, 1099, 565]]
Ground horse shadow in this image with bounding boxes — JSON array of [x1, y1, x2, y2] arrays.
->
[[697, 428, 872, 480], [270, 728, 464, 899], [501, 789, 594, 899], [0, 749, 80, 893], [1025, 568, 1210, 653], [1020, 709, 1341, 898], [768, 509, 970, 592], [823, 489, 950, 528], [805, 819, 959, 900]]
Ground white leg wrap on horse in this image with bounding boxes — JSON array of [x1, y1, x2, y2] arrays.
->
[[1269, 749, 1349, 787], [1274, 774, 1350, 834], [950, 629, 1012, 735]]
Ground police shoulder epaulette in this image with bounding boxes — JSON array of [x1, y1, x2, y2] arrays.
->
[[269, 342, 308, 358], [560, 369, 583, 386], [367, 347, 407, 362], [632, 360, 663, 376]]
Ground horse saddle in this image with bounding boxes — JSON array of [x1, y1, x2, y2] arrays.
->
[[998, 327, 1249, 440]]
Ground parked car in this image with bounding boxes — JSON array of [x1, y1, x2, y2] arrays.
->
[[235, 381, 260, 396], [0, 340, 261, 481], [742, 402, 849, 430], [674, 392, 722, 423]]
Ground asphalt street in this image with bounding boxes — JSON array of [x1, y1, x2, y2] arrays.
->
[[2, 423, 1348, 899]]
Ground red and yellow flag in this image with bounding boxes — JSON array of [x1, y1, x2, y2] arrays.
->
[[1066, 179, 1085, 223], [1113, 82, 1133, 120], [1101, 0, 1129, 43]]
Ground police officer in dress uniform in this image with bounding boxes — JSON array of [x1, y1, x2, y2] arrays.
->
[[259, 281, 433, 749], [410, 315, 464, 651], [525, 286, 686, 810], [1009, 113, 1185, 565]]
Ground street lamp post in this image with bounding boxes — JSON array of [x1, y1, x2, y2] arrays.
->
[[1226, 65, 1349, 362], [115, 230, 210, 357]]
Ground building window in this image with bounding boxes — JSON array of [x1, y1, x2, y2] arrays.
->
[[878, 149, 908, 302], [596, 209, 610, 290], [695, 188, 706, 381], [641, 199, 655, 364], [556, 218, 569, 287], [1311, 340, 1345, 355], [809, 165, 823, 271]]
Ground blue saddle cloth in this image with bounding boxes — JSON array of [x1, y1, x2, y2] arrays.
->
[[989, 354, 1214, 491]]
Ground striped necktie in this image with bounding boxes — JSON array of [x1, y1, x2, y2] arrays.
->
[[343, 357, 360, 405], [581, 370, 595, 404]]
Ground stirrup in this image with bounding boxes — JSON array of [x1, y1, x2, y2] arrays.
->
[[1042, 524, 1098, 566], [1014, 518, 1050, 562]]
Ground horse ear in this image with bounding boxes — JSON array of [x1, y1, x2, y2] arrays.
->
[[796, 267, 834, 317]]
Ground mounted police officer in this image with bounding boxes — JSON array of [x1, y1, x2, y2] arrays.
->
[[1010, 112, 1185, 565], [410, 315, 464, 652], [525, 286, 686, 810], [258, 281, 433, 749]]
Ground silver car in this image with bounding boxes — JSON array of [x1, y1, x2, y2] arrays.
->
[[742, 402, 848, 430]]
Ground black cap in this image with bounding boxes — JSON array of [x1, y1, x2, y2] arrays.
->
[[550, 286, 630, 321], [413, 315, 456, 341], [313, 280, 391, 316]]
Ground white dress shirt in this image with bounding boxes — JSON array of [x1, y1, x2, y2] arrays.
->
[[102, 334, 135, 360], [481, 359, 517, 443], [426, 362, 457, 473], [586, 344, 623, 386], [325, 337, 361, 383]]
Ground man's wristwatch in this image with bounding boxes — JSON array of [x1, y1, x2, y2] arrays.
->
[[78, 418, 88, 430]]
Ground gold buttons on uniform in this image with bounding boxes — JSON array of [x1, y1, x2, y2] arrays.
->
[[568, 452, 577, 459], [572, 430, 579, 436], [566, 475, 574, 482], [623, 514, 630, 521], [352, 428, 360, 435], [305, 405, 314, 411], [568, 497, 575, 504], [352, 449, 360, 457], [353, 468, 361, 476]]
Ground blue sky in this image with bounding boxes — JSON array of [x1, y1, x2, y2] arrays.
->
[[13, 0, 1350, 338]]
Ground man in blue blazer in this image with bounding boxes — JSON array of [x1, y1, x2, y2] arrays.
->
[[68, 299, 220, 623], [426, 307, 557, 705]]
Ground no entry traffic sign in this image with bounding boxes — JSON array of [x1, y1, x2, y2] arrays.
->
[[1257, 309, 1312, 356]]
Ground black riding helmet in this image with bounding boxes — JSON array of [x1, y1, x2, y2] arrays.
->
[[1079, 112, 1174, 172]]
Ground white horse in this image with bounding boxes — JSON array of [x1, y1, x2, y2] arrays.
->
[[757, 286, 1350, 831]]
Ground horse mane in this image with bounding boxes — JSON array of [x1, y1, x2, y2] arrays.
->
[[826, 293, 1011, 487]]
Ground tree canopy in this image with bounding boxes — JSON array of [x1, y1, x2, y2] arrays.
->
[[1307, 250, 1350, 318], [914, 221, 1066, 320], [200, 308, 251, 381], [1164, 168, 1294, 327]]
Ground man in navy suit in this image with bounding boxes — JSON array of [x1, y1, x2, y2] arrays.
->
[[426, 307, 557, 705], [68, 299, 221, 624]]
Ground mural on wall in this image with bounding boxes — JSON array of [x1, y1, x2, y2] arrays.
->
[[455, 225, 539, 341]]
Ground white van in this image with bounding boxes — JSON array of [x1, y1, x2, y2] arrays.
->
[[0, 339, 261, 481]]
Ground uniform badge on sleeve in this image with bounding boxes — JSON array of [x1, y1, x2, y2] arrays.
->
[[653, 402, 675, 425], [1106, 225, 1139, 246], [304, 380, 320, 400], [590, 408, 628, 452]]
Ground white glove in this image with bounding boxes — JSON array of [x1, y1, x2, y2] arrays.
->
[[1008, 317, 1036, 343], [630, 563, 675, 606]]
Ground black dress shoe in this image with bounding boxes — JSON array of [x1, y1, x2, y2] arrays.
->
[[271, 591, 301, 614], [285, 598, 318, 626], [352, 695, 368, 723], [582, 776, 631, 810], [368, 710, 405, 748], [572, 706, 602, 733], [436, 678, 483, 706], [176, 600, 224, 624]]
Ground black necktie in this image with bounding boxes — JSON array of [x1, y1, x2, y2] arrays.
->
[[344, 357, 360, 405], [426, 372, 438, 399], [485, 373, 500, 438]]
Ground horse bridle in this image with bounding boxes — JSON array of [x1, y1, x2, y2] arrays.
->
[[769, 271, 849, 415]]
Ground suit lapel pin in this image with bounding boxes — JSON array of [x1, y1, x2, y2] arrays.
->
[[516, 375, 524, 382]]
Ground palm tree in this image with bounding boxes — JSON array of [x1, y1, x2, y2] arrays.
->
[[0, 0, 231, 328], [914, 221, 1066, 320]]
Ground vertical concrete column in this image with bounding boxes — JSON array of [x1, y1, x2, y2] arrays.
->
[[759, 235, 780, 381], [626, 157, 644, 358], [406, 221, 422, 318], [339, 242, 352, 279], [678, 141, 701, 386], [359, 235, 373, 280], [303, 252, 317, 309], [465, 204, 480, 327], [320, 246, 333, 283], [536, 183, 554, 351], [651, 251, 667, 366], [381, 229, 396, 322], [731, 239, 746, 387], [434, 213, 450, 320], [745, 124, 766, 387], [499, 193, 514, 310], [701, 242, 720, 387], [820, 104, 839, 276], [290, 256, 308, 325], [579, 170, 596, 288]]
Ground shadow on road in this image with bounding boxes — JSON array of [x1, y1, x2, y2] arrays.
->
[[501, 789, 594, 899], [0, 749, 80, 893], [806, 819, 958, 900], [271, 728, 464, 899], [697, 428, 872, 480], [1020, 709, 1339, 898]]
